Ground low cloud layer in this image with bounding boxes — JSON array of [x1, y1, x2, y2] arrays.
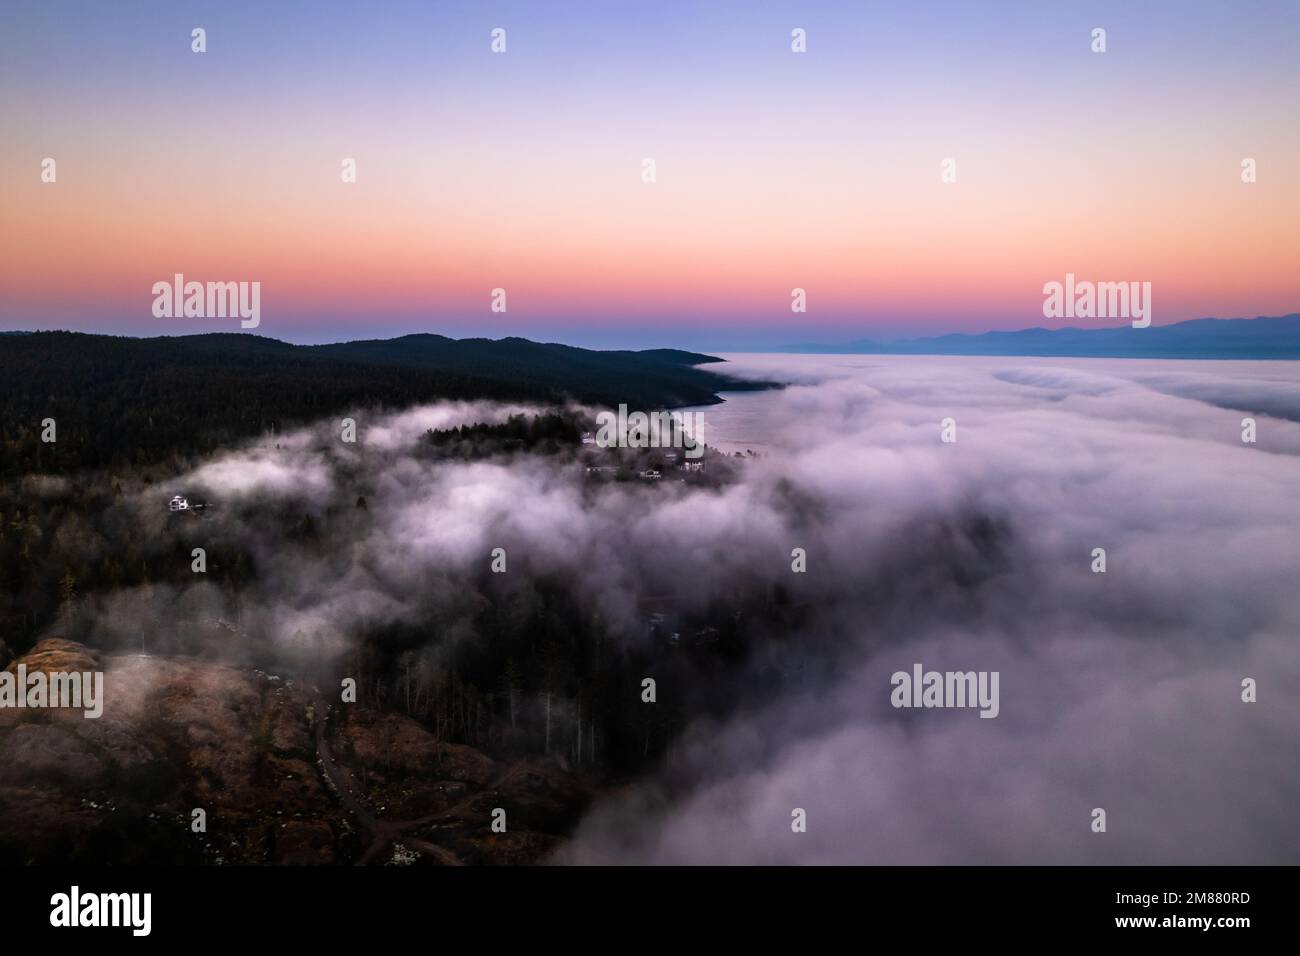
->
[[71, 356, 1300, 864], [559, 356, 1300, 864]]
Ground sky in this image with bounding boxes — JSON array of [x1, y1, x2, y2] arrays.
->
[[1, 0, 1298, 349]]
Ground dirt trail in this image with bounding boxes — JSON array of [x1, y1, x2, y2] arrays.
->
[[311, 688, 524, 866]]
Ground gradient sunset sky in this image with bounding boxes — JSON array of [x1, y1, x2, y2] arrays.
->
[[2, 0, 1297, 349]]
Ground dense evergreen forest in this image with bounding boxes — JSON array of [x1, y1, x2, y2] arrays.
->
[[0, 334, 791, 784], [0, 331, 765, 476], [0, 405, 803, 780]]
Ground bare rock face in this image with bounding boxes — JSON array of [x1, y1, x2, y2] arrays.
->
[[0, 640, 592, 865], [275, 820, 336, 865], [0, 722, 107, 786], [0, 639, 113, 789], [0, 641, 328, 864], [340, 708, 497, 785], [3, 636, 100, 678]]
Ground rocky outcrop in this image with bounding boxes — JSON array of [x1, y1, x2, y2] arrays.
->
[[0, 639, 591, 865]]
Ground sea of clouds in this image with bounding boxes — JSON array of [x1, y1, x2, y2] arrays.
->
[[559, 355, 1300, 864], [78, 356, 1300, 864]]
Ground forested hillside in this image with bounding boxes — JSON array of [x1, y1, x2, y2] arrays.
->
[[0, 331, 766, 476]]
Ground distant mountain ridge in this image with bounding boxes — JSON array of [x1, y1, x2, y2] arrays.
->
[[780, 314, 1300, 359]]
